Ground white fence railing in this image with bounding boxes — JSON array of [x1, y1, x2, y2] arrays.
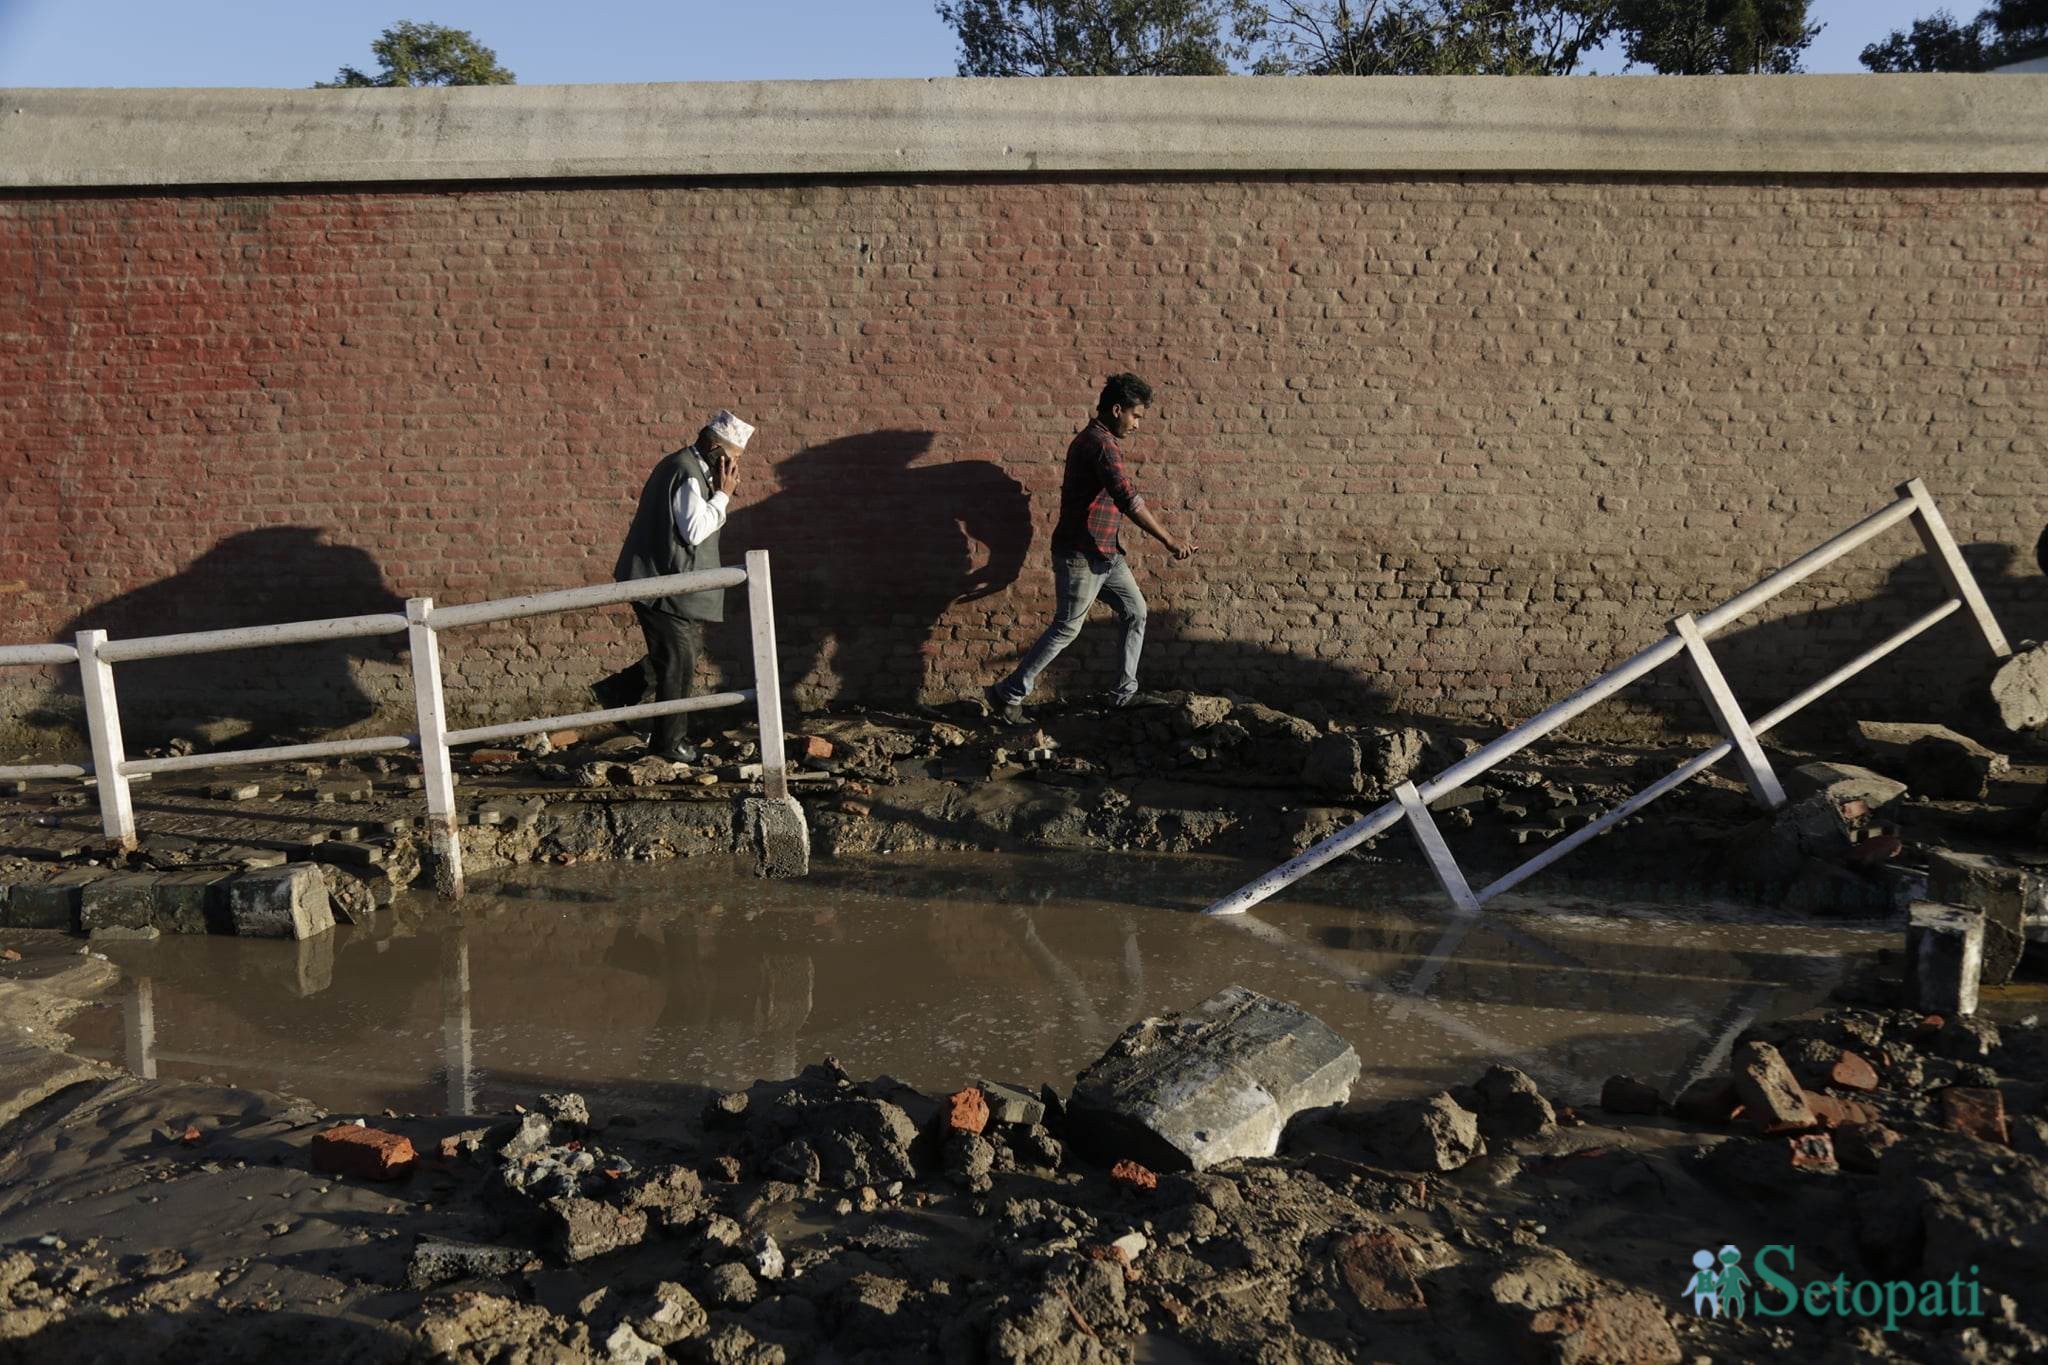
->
[[1, 550, 788, 900], [1205, 479, 2011, 916]]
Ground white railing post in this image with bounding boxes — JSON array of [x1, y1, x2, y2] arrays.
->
[[745, 550, 789, 802], [1670, 613, 1786, 811], [406, 597, 464, 899], [1899, 478, 2011, 659], [75, 628, 136, 849], [1394, 782, 1481, 914]]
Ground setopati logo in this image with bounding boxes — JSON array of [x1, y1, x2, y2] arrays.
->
[[1683, 1244, 1985, 1332]]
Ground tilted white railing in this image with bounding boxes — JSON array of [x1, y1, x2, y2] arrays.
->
[[1, 550, 788, 899], [1205, 479, 2011, 916]]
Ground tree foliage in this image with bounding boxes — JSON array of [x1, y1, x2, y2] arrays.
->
[[938, 0, 1828, 76], [1609, 0, 1818, 74], [316, 20, 516, 88], [1860, 0, 2048, 71], [934, 0, 1256, 75]]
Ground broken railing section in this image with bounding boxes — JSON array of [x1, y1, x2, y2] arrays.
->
[[1206, 479, 2011, 917], [0, 549, 803, 899]]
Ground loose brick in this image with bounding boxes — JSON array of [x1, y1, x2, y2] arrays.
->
[[1939, 1087, 2009, 1146], [1109, 1159, 1157, 1192], [311, 1124, 418, 1181], [941, 1087, 989, 1136]]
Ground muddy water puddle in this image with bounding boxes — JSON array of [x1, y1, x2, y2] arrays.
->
[[67, 852, 1887, 1117]]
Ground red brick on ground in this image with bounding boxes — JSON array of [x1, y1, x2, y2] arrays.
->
[[466, 749, 522, 766], [942, 1087, 989, 1135], [797, 736, 834, 761], [1109, 1159, 1157, 1192], [1828, 1051, 1880, 1093], [1939, 1087, 2009, 1146], [312, 1124, 418, 1181]]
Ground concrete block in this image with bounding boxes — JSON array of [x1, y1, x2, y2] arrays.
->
[[1907, 902, 1984, 1017], [977, 1079, 1047, 1127], [1925, 848, 2037, 985], [78, 872, 159, 933], [1067, 986, 1360, 1172], [225, 864, 335, 939], [152, 868, 234, 934], [742, 795, 810, 879], [1988, 643, 2048, 732], [407, 1236, 534, 1290], [1783, 762, 1907, 810], [3, 869, 101, 930]]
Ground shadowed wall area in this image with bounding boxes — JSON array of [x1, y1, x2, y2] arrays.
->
[[2, 81, 2044, 748]]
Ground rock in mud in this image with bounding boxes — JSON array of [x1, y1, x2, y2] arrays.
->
[[623, 1164, 707, 1230], [1835, 1122, 1902, 1174], [1600, 1076, 1664, 1116], [1067, 987, 1360, 1172], [1488, 1249, 1682, 1365], [1332, 1228, 1428, 1319], [978, 1079, 1046, 1127], [311, 1124, 417, 1181], [540, 1091, 591, 1133], [1301, 733, 1363, 795], [1939, 1087, 2010, 1145], [1361, 1092, 1485, 1172], [624, 1282, 709, 1347], [1732, 1040, 1818, 1131], [547, 1196, 648, 1263], [407, 1236, 534, 1290], [498, 1111, 554, 1160], [704, 1261, 759, 1308], [1904, 730, 2009, 801], [1462, 1064, 1557, 1141]]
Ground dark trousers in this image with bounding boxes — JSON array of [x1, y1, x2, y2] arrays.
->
[[595, 606, 704, 755]]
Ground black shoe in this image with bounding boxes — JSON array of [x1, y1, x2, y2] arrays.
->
[[589, 681, 640, 712], [1114, 690, 1173, 710], [984, 685, 1028, 726], [654, 745, 699, 765]]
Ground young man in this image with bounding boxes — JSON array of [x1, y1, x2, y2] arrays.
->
[[592, 410, 751, 763], [987, 373, 1196, 724]]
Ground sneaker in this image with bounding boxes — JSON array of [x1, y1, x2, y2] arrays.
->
[[1114, 690, 1173, 710], [983, 685, 1028, 726]]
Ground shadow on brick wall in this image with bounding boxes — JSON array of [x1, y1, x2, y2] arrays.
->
[[715, 430, 1033, 702], [1644, 541, 2042, 736], [27, 527, 406, 748]]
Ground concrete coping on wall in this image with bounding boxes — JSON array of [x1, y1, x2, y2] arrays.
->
[[2, 75, 2045, 190]]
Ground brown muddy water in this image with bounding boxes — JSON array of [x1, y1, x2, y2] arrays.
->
[[65, 852, 1888, 1118]]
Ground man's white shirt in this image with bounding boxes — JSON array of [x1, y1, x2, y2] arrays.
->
[[671, 447, 731, 548]]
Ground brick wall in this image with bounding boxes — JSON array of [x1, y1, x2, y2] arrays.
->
[[4, 174, 2043, 751]]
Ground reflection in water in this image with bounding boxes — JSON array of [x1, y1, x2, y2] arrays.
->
[[78, 853, 1887, 1118]]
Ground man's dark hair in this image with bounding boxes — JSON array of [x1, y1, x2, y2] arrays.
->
[[1098, 373, 1152, 412]]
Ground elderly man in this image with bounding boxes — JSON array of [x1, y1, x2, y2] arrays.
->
[[987, 373, 1195, 724], [591, 410, 752, 764]]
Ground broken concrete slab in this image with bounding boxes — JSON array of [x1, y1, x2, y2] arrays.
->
[[1989, 642, 2048, 732], [1783, 762, 1906, 810], [406, 1237, 534, 1290], [976, 1079, 1047, 1128], [1925, 848, 2036, 985], [224, 864, 335, 940], [1067, 986, 1360, 1172], [1855, 720, 2008, 799], [1731, 1040, 1817, 1132], [1907, 902, 1985, 1017], [2, 870, 99, 930]]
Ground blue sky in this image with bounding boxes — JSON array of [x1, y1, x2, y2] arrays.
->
[[0, 1, 1970, 86]]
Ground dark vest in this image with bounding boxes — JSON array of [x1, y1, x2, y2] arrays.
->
[[613, 447, 726, 622]]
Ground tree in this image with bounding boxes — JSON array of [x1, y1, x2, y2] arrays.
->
[[1859, 10, 1990, 71], [1861, 0, 2048, 70], [1612, 0, 1819, 73], [316, 20, 516, 88], [934, 0, 1258, 75], [1252, 2, 1617, 76]]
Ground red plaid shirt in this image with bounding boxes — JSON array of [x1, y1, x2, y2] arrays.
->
[[1050, 419, 1146, 559]]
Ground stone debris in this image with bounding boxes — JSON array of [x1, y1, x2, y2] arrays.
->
[[1908, 902, 1986, 1016], [1358, 1091, 1486, 1171], [1068, 987, 1359, 1172], [1988, 642, 2048, 731], [1730, 1040, 1818, 1132], [224, 864, 335, 940], [406, 1237, 535, 1290], [1598, 1075, 1663, 1115], [1926, 848, 2037, 986]]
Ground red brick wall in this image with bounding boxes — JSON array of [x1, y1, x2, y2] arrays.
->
[[4, 175, 2044, 748]]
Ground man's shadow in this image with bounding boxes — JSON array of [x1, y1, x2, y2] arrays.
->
[[717, 431, 1032, 704], [27, 527, 406, 749], [1641, 541, 2042, 736]]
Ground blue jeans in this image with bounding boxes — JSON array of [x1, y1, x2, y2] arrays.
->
[[994, 550, 1148, 704]]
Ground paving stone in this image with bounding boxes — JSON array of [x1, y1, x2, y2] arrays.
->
[[225, 864, 335, 939], [1926, 848, 2036, 986], [2, 869, 100, 930], [1068, 986, 1360, 1172], [78, 872, 159, 933], [1907, 902, 1985, 1017]]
